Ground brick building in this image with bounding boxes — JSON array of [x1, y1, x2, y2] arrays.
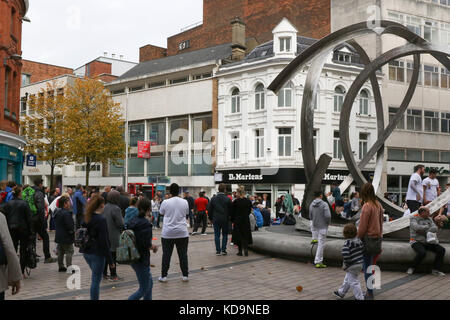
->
[[139, 0, 331, 62], [21, 60, 73, 86], [0, 0, 29, 183]]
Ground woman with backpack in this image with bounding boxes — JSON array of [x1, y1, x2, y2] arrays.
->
[[357, 183, 384, 300], [80, 195, 114, 300], [125, 198, 158, 300], [2, 186, 33, 277]]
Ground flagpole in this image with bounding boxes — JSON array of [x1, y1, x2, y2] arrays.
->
[[125, 89, 129, 193]]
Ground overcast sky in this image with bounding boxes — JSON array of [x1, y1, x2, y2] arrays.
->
[[22, 0, 203, 68]]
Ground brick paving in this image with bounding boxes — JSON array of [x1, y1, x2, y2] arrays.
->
[[5, 228, 450, 300]]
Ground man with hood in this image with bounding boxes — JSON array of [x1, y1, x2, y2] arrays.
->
[[309, 191, 331, 268]]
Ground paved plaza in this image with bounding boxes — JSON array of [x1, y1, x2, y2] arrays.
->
[[5, 228, 450, 301]]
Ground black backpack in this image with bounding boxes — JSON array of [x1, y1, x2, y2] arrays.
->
[[0, 239, 7, 266], [283, 214, 296, 226], [75, 228, 91, 250]]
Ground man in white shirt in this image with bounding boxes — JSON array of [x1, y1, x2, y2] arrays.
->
[[422, 169, 441, 205], [406, 165, 425, 214], [158, 183, 190, 283]]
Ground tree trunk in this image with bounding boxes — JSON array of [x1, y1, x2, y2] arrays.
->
[[85, 157, 91, 188], [50, 160, 55, 190]]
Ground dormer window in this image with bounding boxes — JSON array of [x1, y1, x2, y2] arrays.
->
[[280, 37, 292, 52]]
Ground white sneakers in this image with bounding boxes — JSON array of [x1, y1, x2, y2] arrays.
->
[[158, 277, 168, 283], [432, 270, 445, 277], [406, 268, 414, 275], [182, 276, 189, 282], [191, 232, 198, 235], [201, 233, 207, 236]]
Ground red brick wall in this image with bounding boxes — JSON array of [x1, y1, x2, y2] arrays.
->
[[22, 60, 73, 85], [164, 0, 330, 57], [0, 0, 28, 135], [95, 74, 118, 83], [87, 60, 112, 78], [139, 45, 167, 62]]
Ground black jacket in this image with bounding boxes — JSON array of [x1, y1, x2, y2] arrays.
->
[[2, 198, 33, 236], [208, 193, 232, 225], [80, 214, 113, 264], [126, 216, 152, 265], [119, 194, 130, 217], [32, 186, 46, 220], [54, 208, 75, 244], [184, 196, 195, 212]]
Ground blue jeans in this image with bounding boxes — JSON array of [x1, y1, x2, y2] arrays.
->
[[129, 262, 153, 300], [213, 222, 229, 253], [152, 212, 159, 227], [0, 291, 4, 300], [83, 253, 106, 300], [363, 253, 376, 296]]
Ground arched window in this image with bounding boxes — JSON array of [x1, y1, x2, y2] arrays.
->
[[359, 89, 369, 115], [278, 82, 293, 108], [231, 88, 240, 114], [255, 83, 265, 110], [334, 86, 345, 112]]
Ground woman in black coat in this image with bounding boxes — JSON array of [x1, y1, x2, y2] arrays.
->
[[231, 187, 253, 257]]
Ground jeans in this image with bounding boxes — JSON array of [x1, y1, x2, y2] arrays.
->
[[0, 291, 4, 300], [10, 229, 29, 274], [57, 243, 74, 269], [33, 218, 51, 260], [411, 242, 446, 271], [152, 212, 159, 227], [213, 221, 229, 253], [338, 271, 364, 300], [188, 211, 194, 227], [129, 262, 153, 300], [311, 227, 327, 264], [83, 253, 106, 300], [363, 253, 377, 296], [193, 211, 207, 234], [161, 237, 189, 278]]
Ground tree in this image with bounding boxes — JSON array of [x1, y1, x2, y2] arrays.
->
[[63, 78, 125, 187], [20, 81, 68, 190]]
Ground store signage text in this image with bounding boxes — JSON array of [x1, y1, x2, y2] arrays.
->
[[228, 173, 263, 181], [323, 173, 348, 181]]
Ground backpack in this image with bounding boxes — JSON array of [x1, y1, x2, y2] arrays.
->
[[23, 187, 37, 215], [0, 239, 7, 266], [283, 214, 296, 226], [74, 228, 90, 250], [116, 230, 140, 265]]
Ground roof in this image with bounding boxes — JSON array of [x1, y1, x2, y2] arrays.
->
[[116, 43, 232, 81]]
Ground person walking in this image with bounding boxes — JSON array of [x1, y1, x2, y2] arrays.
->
[[54, 196, 75, 273], [124, 197, 139, 226], [0, 211, 22, 300], [80, 195, 114, 300], [73, 184, 86, 230], [334, 224, 365, 300], [126, 198, 158, 300], [158, 183, 190, 283], [407, 207, 445, 276], [102, 190, 124, 282], [192, 192, 209, 236], [48, 189, 60, 231], [183, 191, 195, 228], [357, 183, 384, 300], [2, 186, 33, 277], [151, 195, 161, 229], [208, 184, 233, 256], [406, 165, 425, 214], [231, 186, 253, 257], [309, 191, 331, 268], [27, 179, 57, 264], [423, 169, 440, 205]]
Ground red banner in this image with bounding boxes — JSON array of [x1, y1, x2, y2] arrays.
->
[[137, 141, 151, 159]]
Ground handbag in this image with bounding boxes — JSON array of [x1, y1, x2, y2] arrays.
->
[[426, 232, 439, 244]]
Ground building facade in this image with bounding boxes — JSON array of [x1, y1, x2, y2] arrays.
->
[[331, 0, 450, 206], [0, 0, 29, 183], [215, 18, 381, 210]]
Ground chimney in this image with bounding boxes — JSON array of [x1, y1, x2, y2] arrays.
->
[[231, 17, 246, 61], [120, 55, 124, 60], [112, 53, 116, 59], [104, 52, 108, 57]]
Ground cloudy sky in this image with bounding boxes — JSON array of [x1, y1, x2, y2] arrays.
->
[[22, 0, 203, 68]]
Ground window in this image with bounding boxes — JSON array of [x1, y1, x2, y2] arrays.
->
[[424, 111, 440, 132], [194, 73, 212, 80], [424, 65, 439, 87], [406, 109, 422, 131], [192, 116, 212, 143], [389, 60, 405, 82], [313, 90, 319, 110], [333, 131, 343, 160], [149, 122, 166, 146], [170, 118, 188, 144], [169, 151, 188, 176], [231, 88, 241, 113], [334, 86, 345, 112], [255, 84, 265, 110], [359, 133, 369, 160], [130, 86, 144, 92], [441, 23, 450, 46], [278, 128, 292, 157], [231, 133, 240, 160], [169, 77, 188, 85], [148, 152, 165, 175], [20, 97, 27, 116], [4, 68, 10, 114], [278, 83, 292, 108], [406, 62, 422, 85], [129, 123, 145, 147], [406, 149, 422, 161], [388, 148, 405, 161], [405, 16, 421, 36], [28, 94, 35, 115], [313, 129, 318, 158], [255, 129, 264, 159], [424, 20, 439, 43], [389, 107, 405, 129], [441, 68, 450, 88], [21, 74, 31, 86], [280, 37, 292, 52], [149, 81, 166, 88], [441, 151, 450, 163], [192, 149, 212, 176], [441, 113, 450, 133], [75, 165, 101, 172], [111, 89, 125, 95], [424, 150, 440, 162], [359, 90, 369, 115]]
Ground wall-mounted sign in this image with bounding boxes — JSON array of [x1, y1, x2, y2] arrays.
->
[[137, 141, 151, 159], [26, 154, 37, 167]]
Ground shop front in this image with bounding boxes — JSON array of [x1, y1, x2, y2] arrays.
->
[[0, 144, 23, 184]]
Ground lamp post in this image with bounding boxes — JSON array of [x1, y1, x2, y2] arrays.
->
[[125, 89, 129, 193]]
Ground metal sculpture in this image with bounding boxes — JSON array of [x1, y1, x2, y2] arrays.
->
[[268, 20, 450, 236]]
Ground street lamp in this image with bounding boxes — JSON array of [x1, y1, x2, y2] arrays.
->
[[4, 54, 22, 66]]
